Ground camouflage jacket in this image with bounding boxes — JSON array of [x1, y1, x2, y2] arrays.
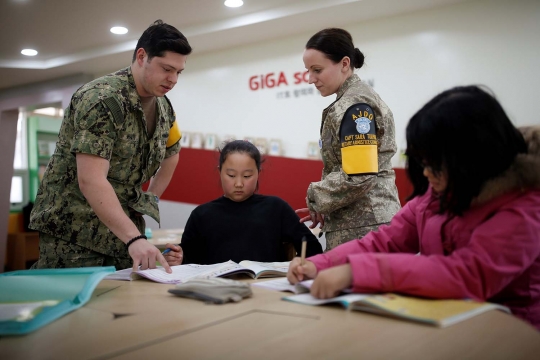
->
[[30, 67, 181, 257], [307, 74, 401, 232]]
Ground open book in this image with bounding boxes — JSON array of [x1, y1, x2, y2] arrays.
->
[[105, 260, 290, 284], [252, 277, 315, 294], [283, 290, 510, 328]]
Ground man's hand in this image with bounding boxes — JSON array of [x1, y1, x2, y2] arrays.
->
[[129, 240, 172, 273]]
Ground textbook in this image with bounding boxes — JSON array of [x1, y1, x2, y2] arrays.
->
[[105, 260, 290, 284], [253, 277, 317, 294], [283, 291, 510, 328], [0, 267, 115, 335]]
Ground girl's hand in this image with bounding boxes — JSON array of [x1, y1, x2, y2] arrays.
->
[[310, 264, 353, 299], [295, 208, 325, 229], [287, 257, 318, 284], [163, 244, 183, 266]]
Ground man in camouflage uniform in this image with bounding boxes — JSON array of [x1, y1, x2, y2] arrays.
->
[[299, 28, 401, 251], [30, 20, 191, 271]]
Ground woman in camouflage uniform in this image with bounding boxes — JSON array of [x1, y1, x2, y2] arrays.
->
[[297, 28, 401, 251]]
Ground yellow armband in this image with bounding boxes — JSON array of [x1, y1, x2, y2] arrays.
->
[[166, 121, 182, 148], [340, 103, 378, 175]]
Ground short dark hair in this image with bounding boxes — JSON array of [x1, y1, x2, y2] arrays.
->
[[405, 85, 527, 215], [306, 28, 364, 69], [132, 19, 192, 62]]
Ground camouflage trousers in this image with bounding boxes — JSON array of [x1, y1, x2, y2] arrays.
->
[[31, 232, 132, 270], [325, 223, 390, 252]]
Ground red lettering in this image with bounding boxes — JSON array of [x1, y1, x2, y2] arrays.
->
[[293, 71, 309, 84], [249, 75, 259, 91], [265, 73, 275, 88], [277, 72, 288, 86], [249, 71, 307, 90]]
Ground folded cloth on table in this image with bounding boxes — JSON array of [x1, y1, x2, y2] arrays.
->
[[168, 278, 252, 304]]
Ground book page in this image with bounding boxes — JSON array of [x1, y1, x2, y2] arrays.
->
[[104, 268, 133, 281], [294, 280, 352, 294], [0, 300, 60, 322], [253, 279, 316, 294], [356, 295, 510, 327], [134, 261, 249, 284], [196, 261, 253, 278], [252, 278, 298, 293], [238, 261, 290, 278], [283, 293, 368, 307]]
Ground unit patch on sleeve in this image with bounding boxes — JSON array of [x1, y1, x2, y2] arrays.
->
[[339, 103, 378, 175]]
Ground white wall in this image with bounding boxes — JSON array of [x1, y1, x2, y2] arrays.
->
[[152, 0, 540, 235], [168, 0, 540, 166]]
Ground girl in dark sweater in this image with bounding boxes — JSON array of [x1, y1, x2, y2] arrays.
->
[[163, 140, 322, 265]]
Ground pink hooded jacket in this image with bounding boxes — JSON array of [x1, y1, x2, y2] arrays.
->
[[309, 126, 540, 329]]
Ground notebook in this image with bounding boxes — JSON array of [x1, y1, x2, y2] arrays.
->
[[252, 277, 316, 294], [0, 266, 114, 335], [104, 260, 290, 284], [283, 291, 510, 328]]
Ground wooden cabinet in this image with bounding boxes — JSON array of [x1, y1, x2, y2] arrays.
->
[[6, 232, 40, 270]]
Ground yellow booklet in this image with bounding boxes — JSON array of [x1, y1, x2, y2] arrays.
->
[[283, 291, 510, 328]]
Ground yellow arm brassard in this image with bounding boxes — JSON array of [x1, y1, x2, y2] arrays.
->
[[166, 121, 182, 148], [341, 145, 378, 174], [339, 103, 379, 175]]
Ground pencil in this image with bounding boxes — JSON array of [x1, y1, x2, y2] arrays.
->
[[300, 236, 307, 266]]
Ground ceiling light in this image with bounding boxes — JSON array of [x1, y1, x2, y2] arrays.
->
[[110, 26, 128, 35], [224, 0, 243, 8], [21, 49, 38, 56]]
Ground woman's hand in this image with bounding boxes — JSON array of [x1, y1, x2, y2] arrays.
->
[[310, 264, 353, 299], [295, 208, 325, 229], [287, 257, 318, 284], [162, 244, 183, 266]]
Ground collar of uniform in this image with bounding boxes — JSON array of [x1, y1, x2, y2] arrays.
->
[[336, 73, 360, 99], [122, 66, 145, 114], [156, 96, 169, 129]]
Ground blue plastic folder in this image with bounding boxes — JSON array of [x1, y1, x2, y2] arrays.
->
[[0, 266, 114, 335]]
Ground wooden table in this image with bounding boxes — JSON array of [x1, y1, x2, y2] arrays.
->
[[1, 279, 539, 360]]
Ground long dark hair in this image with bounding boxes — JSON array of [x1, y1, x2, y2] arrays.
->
[[405, 85, 527, 215], [218, 140, 264, 191], [306, 28, 364, 69]]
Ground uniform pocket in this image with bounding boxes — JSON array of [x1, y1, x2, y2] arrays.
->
[[108, 140, 137, 182], [147, 140, 166, 178]]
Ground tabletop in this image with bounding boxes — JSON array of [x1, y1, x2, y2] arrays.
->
[[1, 278, 539, 360]]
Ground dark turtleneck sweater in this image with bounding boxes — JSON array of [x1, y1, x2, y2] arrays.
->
[[181, 194, 323, 264]]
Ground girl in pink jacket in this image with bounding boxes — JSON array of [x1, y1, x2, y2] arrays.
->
[[288, 86, 540, 329]]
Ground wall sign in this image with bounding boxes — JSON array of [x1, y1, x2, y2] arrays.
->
[[248, 71, 309, 91]]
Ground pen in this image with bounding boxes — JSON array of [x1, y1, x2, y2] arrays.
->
[[162, 248, 171, 255], [300, 236, 307, 266]]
